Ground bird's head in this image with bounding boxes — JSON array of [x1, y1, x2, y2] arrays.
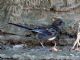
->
[[51, 16, 64, 34], [52, 16, 64, 27]]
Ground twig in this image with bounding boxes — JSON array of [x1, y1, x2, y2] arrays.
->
[[72, 23, 80, 49]]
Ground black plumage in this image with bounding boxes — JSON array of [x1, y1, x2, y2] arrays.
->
[[8, 18, 64, 47]]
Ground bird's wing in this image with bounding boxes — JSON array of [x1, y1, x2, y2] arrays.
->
[[32, 29, 43, 33], [47, 28, 58, 41], [36, 29, 58, 40], [32, 28, 52, 35]]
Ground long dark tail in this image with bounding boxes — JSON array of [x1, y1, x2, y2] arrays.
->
[[8, 23, 32, 30]]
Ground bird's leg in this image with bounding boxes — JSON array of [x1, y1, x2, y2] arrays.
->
[[52, 41, 56, 47], [50, 41, 59, 51], [53, 41, 57, 49], [40, 42, 45, 48], [54, 42, 57, 47]]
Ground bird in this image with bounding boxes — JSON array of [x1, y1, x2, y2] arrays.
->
[[8, 17, 64, 50]]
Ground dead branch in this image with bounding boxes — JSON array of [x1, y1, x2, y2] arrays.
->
[[23, 3, 80, 12]]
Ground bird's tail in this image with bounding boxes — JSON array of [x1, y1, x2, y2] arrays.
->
[[8, 23, 32, 30]]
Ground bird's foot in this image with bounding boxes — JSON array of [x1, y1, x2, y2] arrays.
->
[[49, 47, 62, 52]]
